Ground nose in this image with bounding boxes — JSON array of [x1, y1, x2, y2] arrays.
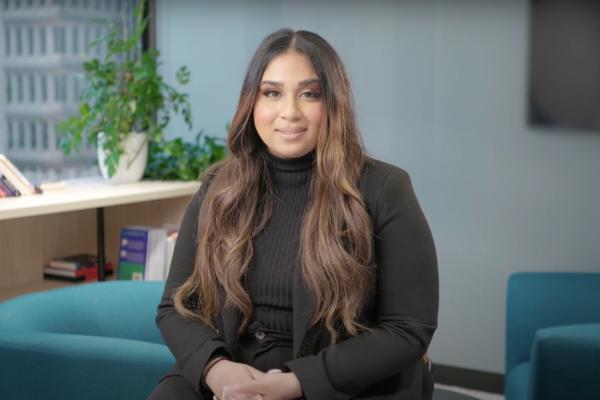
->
[[280, 95, 301, 121]]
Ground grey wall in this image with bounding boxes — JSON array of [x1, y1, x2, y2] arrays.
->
[[156, 0, 600, 374]]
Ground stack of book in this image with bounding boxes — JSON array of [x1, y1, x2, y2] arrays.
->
[[0, 154, 38, 198], [43, 254, 114, 282], [118, 226, 178, 281]]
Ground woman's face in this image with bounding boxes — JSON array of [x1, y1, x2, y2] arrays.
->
[[253, 51, 323, 159]]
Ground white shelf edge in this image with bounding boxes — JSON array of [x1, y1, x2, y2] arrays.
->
[[0, 180, 201, 221]]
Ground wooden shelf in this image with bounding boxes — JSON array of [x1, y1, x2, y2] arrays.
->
[[0, 178, 198, 302], [0, 177, 201, 221]]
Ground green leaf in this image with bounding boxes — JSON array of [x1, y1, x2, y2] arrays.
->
[[80, 103, 90, 116]]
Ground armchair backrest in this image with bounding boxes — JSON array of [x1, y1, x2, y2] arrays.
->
[[0, 281, 166, 345], [506, 272, 600, 373]]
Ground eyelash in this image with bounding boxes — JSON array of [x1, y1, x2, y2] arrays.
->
[[262, 90, 321, 99]]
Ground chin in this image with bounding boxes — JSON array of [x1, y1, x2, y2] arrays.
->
[[272, 147, 313, 159]]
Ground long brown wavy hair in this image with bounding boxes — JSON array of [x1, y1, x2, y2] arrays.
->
[[173, 28, 374, 344]]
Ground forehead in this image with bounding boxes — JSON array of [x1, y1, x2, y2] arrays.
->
[[260, 51, 319, 84]]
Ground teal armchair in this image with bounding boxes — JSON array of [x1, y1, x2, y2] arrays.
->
[[505, 272, 600, 400], [0, 281, 174, 400]]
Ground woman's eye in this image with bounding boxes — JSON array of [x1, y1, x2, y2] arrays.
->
[[301, 91, 321, 99], [263, 90, 279, 98]]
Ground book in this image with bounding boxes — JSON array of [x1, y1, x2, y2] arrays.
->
[[0, 154, 36, 196], [118, 226, 176, 281], [36, 180, 67, 192], [43, 261, 114, 282], [118, 227, 149, 281], [0, 174, 21, 197], [164, 230, 178, 280], [49, 253, 98, 270]]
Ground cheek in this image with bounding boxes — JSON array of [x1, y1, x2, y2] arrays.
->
[[306, 103, 324, 127], [253, 102, 277, 129]]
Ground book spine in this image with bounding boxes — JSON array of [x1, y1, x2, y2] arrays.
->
[[43, 266, 81, 277], [44, 262, 113, 280], [48, 260, 87, 270], [0, 174, 21, 196], [0, 155, 35, 195], [43, 273, 85, 282]]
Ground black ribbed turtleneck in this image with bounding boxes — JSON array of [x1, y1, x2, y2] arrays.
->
[[244, 150, 315, 338]]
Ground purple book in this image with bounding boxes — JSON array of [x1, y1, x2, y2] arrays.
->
[[0, 174, 21, 196], [118, 227, 149, 280]]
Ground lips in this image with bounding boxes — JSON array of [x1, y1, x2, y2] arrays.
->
[[276, 128, 307, 135]]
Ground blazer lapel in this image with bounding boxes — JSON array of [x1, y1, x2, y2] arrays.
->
[[292, 265, 315, 357]]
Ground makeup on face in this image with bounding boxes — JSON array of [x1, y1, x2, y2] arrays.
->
[[253, 52, 323, 159]]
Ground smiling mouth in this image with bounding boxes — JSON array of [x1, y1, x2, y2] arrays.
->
[[276, 128, 307, 135]]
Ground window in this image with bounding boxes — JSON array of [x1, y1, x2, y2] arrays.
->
[[4, 26, 10, 56], [8, 120, 14, 150], [53, 26, 66, 54], [84, 26, 90, 54], [54, 123, 60, 148], [42, 121, 49, 150], [72, 25, 79, 54], [28, 73, 35, 102], [41, 74, 47, 102], [72, 75, 80, 101], [95, 25, 101, 57], [16, 73, 23, 102], [30, 122, 37, 149], [18, 121, 26, 149], [54, 74, 67, 102], [39, 27, 46, 54], [16, 27, 22, 55], [27, 26, 34, 55], [6, 72, 12, 103], [0, 0, 134, 182]]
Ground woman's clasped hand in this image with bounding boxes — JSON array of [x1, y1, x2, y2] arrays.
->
[[207, 361, 303, 400]]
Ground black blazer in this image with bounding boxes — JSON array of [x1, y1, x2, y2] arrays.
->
[[156, 158, 438, 400]]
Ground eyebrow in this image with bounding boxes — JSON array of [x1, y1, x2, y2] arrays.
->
[[259, 78, 320, 88]]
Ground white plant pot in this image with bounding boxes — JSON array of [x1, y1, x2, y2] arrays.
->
[[97, 132, 148, 184]]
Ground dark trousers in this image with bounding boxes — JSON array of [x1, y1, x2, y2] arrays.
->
[[148, 321, 293, 400]]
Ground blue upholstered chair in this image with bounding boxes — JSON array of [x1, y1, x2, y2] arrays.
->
[[505, 272, 600, 400], [0, 281, 174, 400]]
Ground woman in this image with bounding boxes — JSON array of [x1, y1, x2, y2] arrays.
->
[[149, 28, 438, 400]]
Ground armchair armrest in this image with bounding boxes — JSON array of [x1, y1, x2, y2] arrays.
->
[[529, 323, 600, 400], [0, 330, 174, 400]]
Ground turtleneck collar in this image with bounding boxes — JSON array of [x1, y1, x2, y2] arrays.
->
[[264, 149, 315, 190], [265, 149, 315, 173]]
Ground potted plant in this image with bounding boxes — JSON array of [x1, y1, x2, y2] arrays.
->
[[58, 0, 193, 183]]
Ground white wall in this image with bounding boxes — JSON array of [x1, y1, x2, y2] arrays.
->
[[156, 0, 600, 374]]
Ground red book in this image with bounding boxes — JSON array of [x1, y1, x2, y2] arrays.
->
[[43, 262, 114, 282]]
